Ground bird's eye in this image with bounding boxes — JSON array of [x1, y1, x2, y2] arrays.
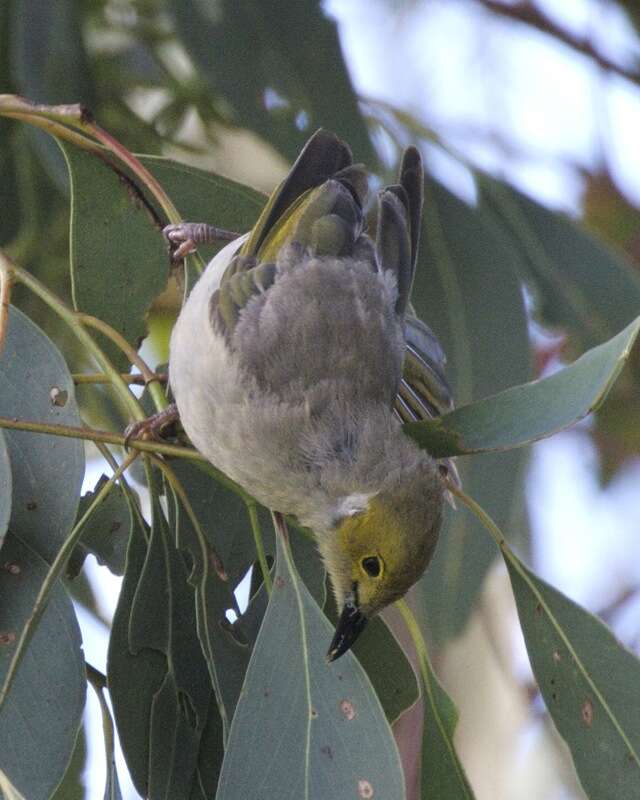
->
[[361, 556, 382, 578]]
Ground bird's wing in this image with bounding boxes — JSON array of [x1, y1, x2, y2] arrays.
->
[[395, 314, 454, 423], [209, 130, 454, 423], [376, 146, 423, 317], [209, 129, 376, 344], [380, 146, 454, 422]]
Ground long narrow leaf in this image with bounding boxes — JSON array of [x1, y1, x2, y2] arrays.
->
[[405, 316, 640, 457]]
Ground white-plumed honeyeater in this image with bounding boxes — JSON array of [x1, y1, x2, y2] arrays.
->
[[165, 130, 454, 660]]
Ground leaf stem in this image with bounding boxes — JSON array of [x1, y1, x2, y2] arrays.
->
[[1, 251, 144, 422], [0, 95, 181, 225], [77, 313, 168, 412], [0, 109, 105, 155], [86, 662, 121, 799], [395, 598, 473, 796], [444, 477, 505, 548], [87, 121, 181, 224], [0, 252, 12, 356], [72, 372, 168, 385], [86, 662, 107, 691], [0, 414, 205, 460], [76, 313, 158, 385], [0, 452, 138, 707], [149, 453, 227, 581], [248, 501, 272, 595]]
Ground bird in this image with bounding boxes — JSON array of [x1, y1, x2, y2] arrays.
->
[[158, 130, 454, 661]]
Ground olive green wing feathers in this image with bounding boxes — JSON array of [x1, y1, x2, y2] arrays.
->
[[210, 129, 370, 341]]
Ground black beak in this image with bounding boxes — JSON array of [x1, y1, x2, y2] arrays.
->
[[327, 598, 368, 662]]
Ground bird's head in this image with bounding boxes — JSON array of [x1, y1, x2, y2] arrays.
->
[[320, 457, 444, 661]]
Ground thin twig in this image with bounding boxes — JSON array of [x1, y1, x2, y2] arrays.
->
[[248, 501, 272, 595], [149, 453, 227, 581], [0, 414, 202, 460], [3, 252, 145, 422], [76, 313, 158, 384], [73, 371, 168, 385], [0, 251, 13, 356], [87, 121, 182, 224], [86, 662, 107, 691], [477, 0, 640, 88]]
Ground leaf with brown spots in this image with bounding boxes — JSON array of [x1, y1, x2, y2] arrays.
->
[[216, 530, 405, 800], [0, 534, 85, 800], [504, 549, 640, 800]]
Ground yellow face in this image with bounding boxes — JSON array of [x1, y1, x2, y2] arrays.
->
[[335, 495, 435, 617]]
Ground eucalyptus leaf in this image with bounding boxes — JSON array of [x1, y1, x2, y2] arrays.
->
[[58, 142, 169, 372], [51, 722, 87, 800], [419, 650, 475, 798], [139, 156, 266, 251], [0, 121, 20, 246], [0, 305, 84, 564], [168, 0, 374, 164], [323, 602, 419, 726], [405, 315, 640, 457], [107, 507, 165, 797], [481, 177, 640, 347], [109, 484, 213, 800], [10, 0, 94, 188], [0, 430, 11, 547], [412, 180, 531, 642], [504, 548, 640, 800], [89, 679, 122, 800], [217, 529, 405, 800], [169, 460, 273, 588], [68, 474, 133, 578], [0, 534, 85, 800]]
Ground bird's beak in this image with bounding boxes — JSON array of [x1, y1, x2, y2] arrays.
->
[[327, 595, 368, 662]]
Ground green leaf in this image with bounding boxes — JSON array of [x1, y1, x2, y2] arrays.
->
[[168, 0, 375, 164], [504, 548, 640, 800], [107, 508, 165, 798], [323, 603, 419, 726], [10, 0, 95, 188], [481, 178, 640, 347], [412, 179, 532, 642], [405, 315, 640, 457], [109, 484, 213, 800], [0, 306, 84, 564], [419, 653, 474, 799], [169, 460, 273, 588], [165, 462, 264, 730], [0, 430, 11, 546], [139, 156, 266, 248], [392, 602, 475, 799], [0, 533, 85, 800], [88, 676, 122, 800], [58, 142, 169, 372], [51, 721, 87, 800], [68, 474, 133, 578], [139, 155, 267, 291], [0, 123, 20, 246], [217, 529, 405, 800]]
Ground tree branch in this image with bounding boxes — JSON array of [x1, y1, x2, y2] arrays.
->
[[478, 0, 640, 88]]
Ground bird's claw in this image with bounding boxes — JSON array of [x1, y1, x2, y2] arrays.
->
[[162, 222, 240, 263], [123, 403, 180, 450]]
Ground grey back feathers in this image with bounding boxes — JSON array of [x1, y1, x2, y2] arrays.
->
[[209, 128, 453, 427]]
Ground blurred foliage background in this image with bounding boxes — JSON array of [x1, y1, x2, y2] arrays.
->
[[2, 0, 640, 798]]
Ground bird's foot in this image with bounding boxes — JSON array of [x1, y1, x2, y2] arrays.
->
[[163, 222, 240, 262], [124, 403, 180, 448]]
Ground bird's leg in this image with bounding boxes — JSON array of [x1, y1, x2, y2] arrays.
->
[[124, 402, 180, 448], [163, 222, 240, 262]]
